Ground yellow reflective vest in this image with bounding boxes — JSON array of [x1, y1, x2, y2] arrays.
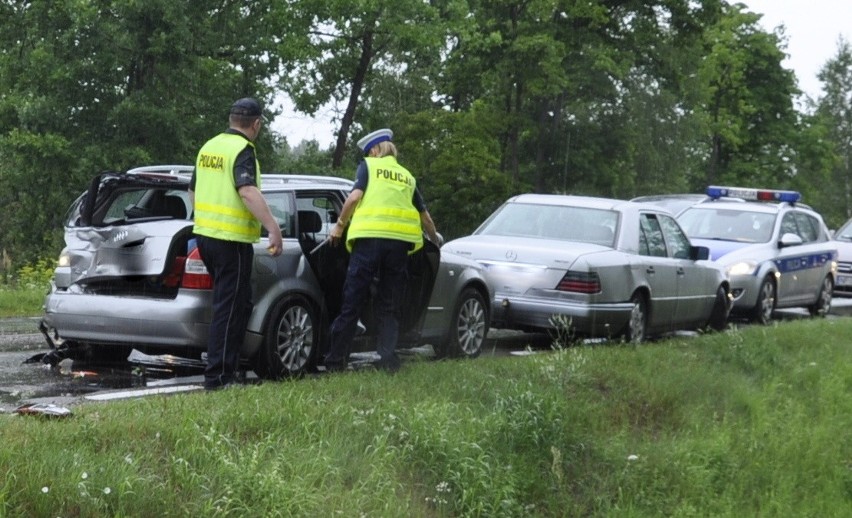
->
[[192, 133, 262, 243], [346, 156, 423, 253]]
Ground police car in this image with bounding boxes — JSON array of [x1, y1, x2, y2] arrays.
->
[[831, 216, 852, 296], [676, 186, 837, 324]]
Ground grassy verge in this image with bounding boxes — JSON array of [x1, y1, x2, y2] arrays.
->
[[1, 319, 850, 516], [0, 287, 45, 318]]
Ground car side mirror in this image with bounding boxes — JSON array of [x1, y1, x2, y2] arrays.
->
[[778, 232, 803, 248], [690, 245, 710, 261]]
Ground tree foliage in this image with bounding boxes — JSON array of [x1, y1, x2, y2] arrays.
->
[[0, 0, 847, 271], [280, 0, 447, 168], [0, 0, 285, 268], [813, 37, 852, 226]]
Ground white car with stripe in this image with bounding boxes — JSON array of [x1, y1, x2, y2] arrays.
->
[[676, 186, 837, 324]]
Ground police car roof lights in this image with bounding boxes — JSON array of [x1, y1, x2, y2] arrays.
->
[[706, 186, 801, 204]]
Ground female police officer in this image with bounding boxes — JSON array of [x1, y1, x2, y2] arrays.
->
[[323, 128, 438, 373]]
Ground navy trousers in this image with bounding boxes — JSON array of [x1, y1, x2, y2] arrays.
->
[[325, 238, 409, 371], [196, 235, 254, 389]]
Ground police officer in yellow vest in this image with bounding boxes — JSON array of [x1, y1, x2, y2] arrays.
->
[[324, 128, 439, 373], [189, 97, 284, 390]]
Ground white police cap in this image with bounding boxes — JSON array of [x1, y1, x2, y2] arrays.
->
[[357, 128, 393, 153]]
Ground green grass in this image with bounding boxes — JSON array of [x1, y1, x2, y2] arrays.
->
[[0, 287, 45, 318], [1, 319, 850, 517]]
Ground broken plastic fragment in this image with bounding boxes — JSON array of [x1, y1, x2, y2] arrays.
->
[[14, 403, 72, 418]]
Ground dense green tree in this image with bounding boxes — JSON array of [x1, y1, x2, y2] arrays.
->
[[0, 0, 847, 273], [439, 0, 613, 190], [436, 1, 727, 197], [813, 38, 852, 225], [395, 105, 512, 240], [0, 0, 286, 268], [784, 113, 836, 225], [279, 0, 448, 169], [689, 4, 800, 187]]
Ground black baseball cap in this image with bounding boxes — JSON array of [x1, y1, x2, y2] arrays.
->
[[230, 97, 262, 117]]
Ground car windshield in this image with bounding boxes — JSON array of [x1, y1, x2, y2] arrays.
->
[[633, 195, 706, 215], [678, 207, 776, 243], [476, 202, 618, 246], [834, 219, 852, 241]]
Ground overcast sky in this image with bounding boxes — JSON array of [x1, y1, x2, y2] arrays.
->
[[274, 1, 852, 147], [743, 0, 852, 99]]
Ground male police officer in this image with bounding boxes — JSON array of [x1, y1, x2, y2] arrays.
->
[[189, 97, 283, 390], [324, 128, 438, 373]]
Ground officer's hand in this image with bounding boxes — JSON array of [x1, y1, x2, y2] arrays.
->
[[330, 220, 345, 246], [267, 230, 284, 257]]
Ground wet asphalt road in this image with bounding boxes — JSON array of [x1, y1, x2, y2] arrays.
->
[[0, 320, 552, 413], [3, 301, 851, 413]]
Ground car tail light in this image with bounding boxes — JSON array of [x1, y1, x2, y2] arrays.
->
[[556, 271, 601, 294], [181, 246, 212, 289]]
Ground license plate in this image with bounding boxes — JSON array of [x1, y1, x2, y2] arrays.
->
[[837, 275, 852, 286]]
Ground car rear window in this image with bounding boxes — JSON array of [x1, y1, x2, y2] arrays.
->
[[89, 188, 190, 226], [477, 202, 618, 246], [67, 187, 191, 227]]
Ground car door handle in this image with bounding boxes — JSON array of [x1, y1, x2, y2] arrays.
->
[[646, 266, 655, 275], [677, 267, 685, 275]]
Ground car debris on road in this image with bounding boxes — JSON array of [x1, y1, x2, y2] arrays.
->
[[14, 403, 72, 418]]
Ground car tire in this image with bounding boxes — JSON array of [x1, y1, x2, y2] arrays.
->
[[751, 277, 776, 325], [623, 293, 647, 344], [254, 294, 318, 379], [807, 275, 833, 317], [436, 287, 489, 358], [707, 285, 730, 331]]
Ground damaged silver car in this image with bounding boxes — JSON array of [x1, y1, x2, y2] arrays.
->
[[40, 166, 491, 377]]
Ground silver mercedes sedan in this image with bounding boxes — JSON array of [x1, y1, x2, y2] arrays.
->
[[441, 194, 731, 342]]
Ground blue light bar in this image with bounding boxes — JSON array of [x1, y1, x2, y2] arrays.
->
[[706, 186, 801, 203]]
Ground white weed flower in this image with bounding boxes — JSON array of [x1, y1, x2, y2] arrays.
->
[[124, 455, 133, 464], [81, 472, 88, 480], [103, 487, 112, 495], [41, 487, 49, 494], [627, 454, 639, 461]]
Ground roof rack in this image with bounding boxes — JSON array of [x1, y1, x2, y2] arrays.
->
[[124, 167, 354, 188], [261, 174, 353, 187], [127, 165, 193, 176]]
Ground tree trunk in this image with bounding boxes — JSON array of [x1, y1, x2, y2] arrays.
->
[[332, 29, 374, 169]]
